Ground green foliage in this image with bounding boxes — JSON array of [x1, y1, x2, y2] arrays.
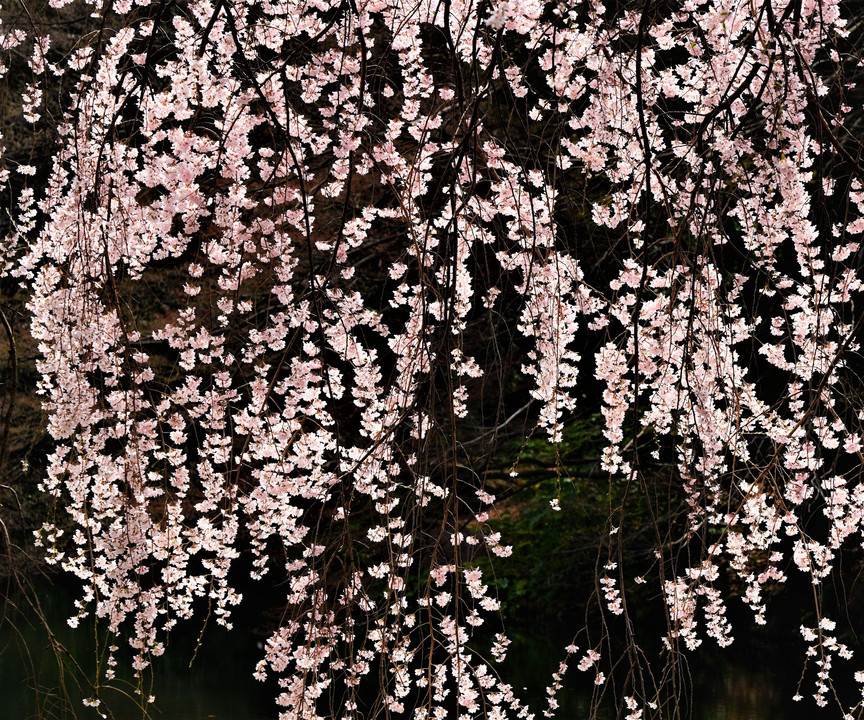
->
[[478, 415, 612, 620]]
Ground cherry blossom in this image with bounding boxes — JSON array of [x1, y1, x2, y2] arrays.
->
[[1, 0, 863, 716]]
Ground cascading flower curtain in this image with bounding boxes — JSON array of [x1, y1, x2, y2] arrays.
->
[[1, 0, 863, 716]]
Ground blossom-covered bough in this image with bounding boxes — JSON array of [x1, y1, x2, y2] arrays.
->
[[1, 0, 863, 716]]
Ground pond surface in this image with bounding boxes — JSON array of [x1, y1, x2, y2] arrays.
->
[[0, 580, 841, 719], [501, 626, 819, 720], [0, 578, 273, 720]]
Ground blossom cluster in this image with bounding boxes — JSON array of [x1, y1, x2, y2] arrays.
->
[[1, 0, 862, 716]]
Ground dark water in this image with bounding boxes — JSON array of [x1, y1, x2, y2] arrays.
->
[[501, 625, 839, 720], [0, 581, 843, 720], [0, 578, 273, 720]]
